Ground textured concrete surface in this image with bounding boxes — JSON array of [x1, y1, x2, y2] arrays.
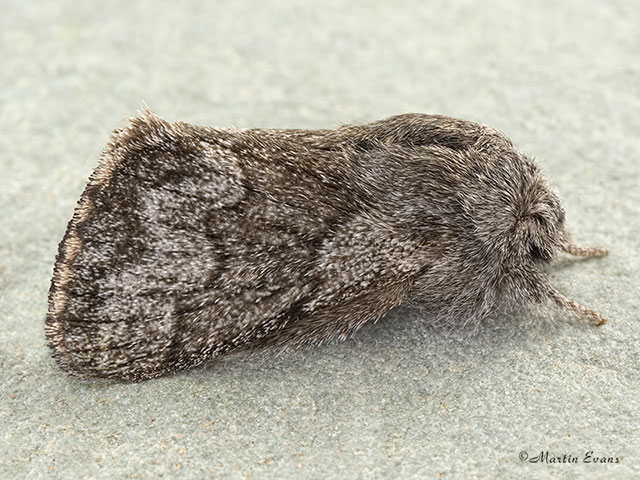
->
[[1, 1, 639, 478]]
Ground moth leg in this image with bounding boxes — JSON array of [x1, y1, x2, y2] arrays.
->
[[547, 286, 607, 326], [562, 243, 608, 257]]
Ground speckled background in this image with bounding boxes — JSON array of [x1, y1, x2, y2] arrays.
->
[[1, 1, 639, 478]]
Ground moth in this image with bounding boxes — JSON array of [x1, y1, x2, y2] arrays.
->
[[46, 111, 608, 381]]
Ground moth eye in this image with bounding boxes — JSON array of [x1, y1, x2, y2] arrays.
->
[[529, 244, 543, 260], [529, 245, 543, 260], [529, 244, 551, 262]]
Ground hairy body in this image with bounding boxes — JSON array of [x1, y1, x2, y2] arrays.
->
[[46, 112, 607, 381]]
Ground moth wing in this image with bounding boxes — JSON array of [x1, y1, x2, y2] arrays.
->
[[46, 112, 250, 379], [46, 112, 433, 380], [44, 113, 370, 379], [247, 213, 424, 351]]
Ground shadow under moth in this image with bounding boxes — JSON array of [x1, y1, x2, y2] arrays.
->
[[46, 111, 608, 381]]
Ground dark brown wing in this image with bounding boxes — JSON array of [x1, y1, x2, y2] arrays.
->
[[46, 112, 430, 380]]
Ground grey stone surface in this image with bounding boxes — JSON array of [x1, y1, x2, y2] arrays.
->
[[1, 0, 638, 478]]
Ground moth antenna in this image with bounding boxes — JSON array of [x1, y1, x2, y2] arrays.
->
[[562, 243, 608, 257], [547, 285, 607, 326]]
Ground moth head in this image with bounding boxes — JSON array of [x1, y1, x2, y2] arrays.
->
[[513, 159, 608, 325], [515, 163, 569, 265]]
